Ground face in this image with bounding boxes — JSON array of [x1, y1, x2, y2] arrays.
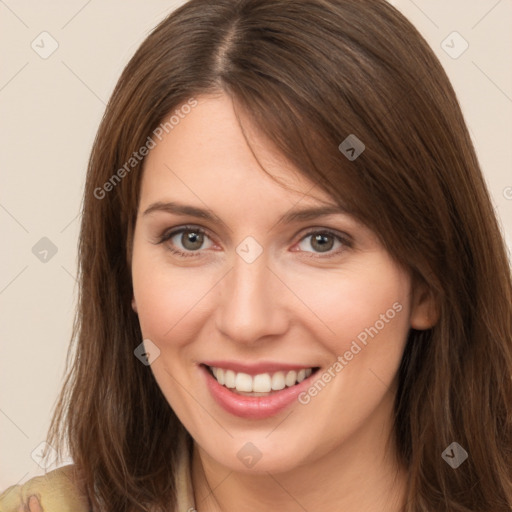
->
[[131, 93, 433, 474]]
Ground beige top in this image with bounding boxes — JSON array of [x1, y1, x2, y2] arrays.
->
[[0, 436, 196, 512]]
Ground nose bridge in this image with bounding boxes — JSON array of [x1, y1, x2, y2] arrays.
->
[[215, 250, 286, 343]]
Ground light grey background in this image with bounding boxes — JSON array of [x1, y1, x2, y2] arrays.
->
[[1, 0, 511, 489]]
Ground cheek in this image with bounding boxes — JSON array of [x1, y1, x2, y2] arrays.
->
[[131, 245, 215, 343], [287, 260, 411, 357]]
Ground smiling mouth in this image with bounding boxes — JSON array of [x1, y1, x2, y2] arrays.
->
[[203, 364, 320, 396]]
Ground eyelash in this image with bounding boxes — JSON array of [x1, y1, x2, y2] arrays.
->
[[156, 225, 352, 259]]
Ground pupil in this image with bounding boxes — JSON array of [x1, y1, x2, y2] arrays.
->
[[182, 230, 203, 250]]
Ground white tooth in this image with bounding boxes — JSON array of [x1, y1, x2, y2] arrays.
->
[[271, 371, 286, 391], [216, 368, 225, 385], [253, 373, 272, 393], [305, 368, 312, 378], [285, 371, 298, 387], [211, 367, 218, 378], [235, 372, 253, 392], [297, 369, 306, 383], [224, 370, 236, 388]]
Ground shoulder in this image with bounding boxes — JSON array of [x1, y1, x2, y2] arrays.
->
[[0, 465, 89, 512]]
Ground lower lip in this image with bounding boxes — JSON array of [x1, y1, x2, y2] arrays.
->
[[201, 365, 317, 419]]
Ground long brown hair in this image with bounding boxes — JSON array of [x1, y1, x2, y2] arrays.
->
[[47, 0, 512, 510]]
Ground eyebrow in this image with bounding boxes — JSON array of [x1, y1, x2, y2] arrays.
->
[[142, 200, 350, 225]]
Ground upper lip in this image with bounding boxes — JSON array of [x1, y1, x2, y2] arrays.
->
[[201, 360, 319, 376]]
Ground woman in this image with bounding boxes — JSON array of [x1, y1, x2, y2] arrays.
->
[[1, 0, 511, 510]]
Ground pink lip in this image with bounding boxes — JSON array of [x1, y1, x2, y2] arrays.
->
[[201, 360, 315, 376], [200, 364, 318, 419]]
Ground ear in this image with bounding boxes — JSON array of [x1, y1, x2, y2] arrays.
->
[[409, 279, 438, 330], [131, 297, 138, 314]]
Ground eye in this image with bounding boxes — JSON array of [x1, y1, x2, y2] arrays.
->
[[158, 225, 214, 257], [295, 229, 351, 256], [156, 225, 351, 259]]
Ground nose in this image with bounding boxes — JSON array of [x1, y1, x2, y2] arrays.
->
[[215, 251, 289, 345]]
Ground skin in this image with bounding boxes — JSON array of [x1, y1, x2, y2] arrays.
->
[[131, 93, 437, 512], [18, 496, 42, 512]]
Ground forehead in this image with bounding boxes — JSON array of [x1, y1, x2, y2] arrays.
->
[[139, 93, 338, 212]]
